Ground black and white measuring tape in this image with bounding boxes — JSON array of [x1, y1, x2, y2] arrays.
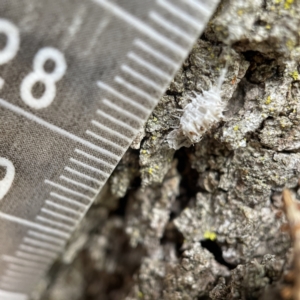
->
[[0, 0, 219, 298]]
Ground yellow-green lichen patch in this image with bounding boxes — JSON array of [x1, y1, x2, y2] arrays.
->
[[290, 70, 299, 80], [284, 0, 294, 9], [204, 231, 217, 241], [265, 96, 272, 105]]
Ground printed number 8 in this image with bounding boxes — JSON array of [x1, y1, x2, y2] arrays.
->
[[21, 47, 67, 109], [0, 18, 66, 110]]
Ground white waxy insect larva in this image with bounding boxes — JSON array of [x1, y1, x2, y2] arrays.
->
[[167, 68, 227, 150]]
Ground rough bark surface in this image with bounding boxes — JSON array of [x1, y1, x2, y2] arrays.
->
[[32, 0, 300, 299]]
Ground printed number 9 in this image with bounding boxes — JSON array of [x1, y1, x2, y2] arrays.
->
[[21, 48, 67, 109], [0, 158, 15, 200], [0, 18, 20, 65], [0, 20, 17, 200]]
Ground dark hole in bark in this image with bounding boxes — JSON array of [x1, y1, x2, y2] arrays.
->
[[200, 239, 236, 270], [172, 147, 199, 218]]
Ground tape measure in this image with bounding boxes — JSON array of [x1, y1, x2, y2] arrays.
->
[[0, 0, 219, 298]]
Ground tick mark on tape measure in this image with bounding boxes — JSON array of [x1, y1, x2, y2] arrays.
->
[[16, 251, 52, 264], [41, 208, 78, 224], [91, 120, 132, 143], [36, 216, 74, 232], [50, 192, 87, 209], [157, 0, 204, 30], [92, 0, 186, 57], [5, 270, 38, 279], [74, 148, 115, 168], [121, 65, 163, 91], [149, 11, 194, 43], [75, 149, 113, 170], [45, 200, 83, 216], [19, 244, 58, 259], [27, 230, 65, 246], [127, 52, 170, 81], [0, 283, 28, 295], [0, 212, 70, 238], [7, 264, 44, 275], [1, 276, 33, 285], [185, 0, 211, 16], [0, 288, 28, 299], [23, 237, 62, 252], [97, 81, 149, 113], [64, 166, 102, 185], [84, 17, 110, 56], [133, 39, 177, 69], [95, 109, 136, 134], [60, 175, 98, 194], [0, 284, 29, 294], [2, 255, 47, 269], [0, 277, 22, 284], [62, 4, 86, 49], [101, 98, 143, 125], [0, 99, 108, 155], [114, 76, 157, 103], [86, 130, 125, 152], [70, 157, 108, 178], [0, 278, 35, 292], [45, 180, 93, 202]]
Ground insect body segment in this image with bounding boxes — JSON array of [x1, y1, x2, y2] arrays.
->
[[167, 68, 227, 150]]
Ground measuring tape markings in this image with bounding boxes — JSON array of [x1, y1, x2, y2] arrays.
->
[[92, 0, 186, 57], [0, 15, 196, 300], [0, 289, 27, 300], [0, 0, 219, 298]]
